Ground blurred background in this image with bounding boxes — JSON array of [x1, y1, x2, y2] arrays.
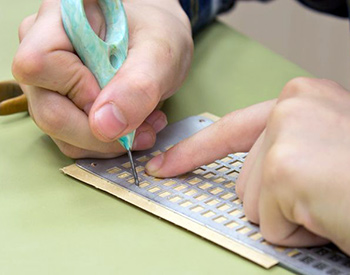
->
[[1, 1, 349, 89], [219, 0, 350, 89]]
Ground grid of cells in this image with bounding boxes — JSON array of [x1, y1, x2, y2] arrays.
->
[[80, 149, 350, 275]]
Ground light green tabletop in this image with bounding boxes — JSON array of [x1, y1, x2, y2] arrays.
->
[[0, 1, 311, 274]]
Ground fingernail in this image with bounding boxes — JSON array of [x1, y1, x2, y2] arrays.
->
[[133, 131, 154, 150], [94, 103, 127, 140], [153, 116, 168, 133], [145, 154, 164, 175]]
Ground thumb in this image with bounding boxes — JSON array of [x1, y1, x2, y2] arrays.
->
[[89, 29, 191, 142], [145, 100, 276, 178]]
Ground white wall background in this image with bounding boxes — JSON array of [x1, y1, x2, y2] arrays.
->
[[219, 0, 350, 89]]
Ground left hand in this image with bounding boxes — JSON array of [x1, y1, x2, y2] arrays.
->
[[145, 77, 350, 255]]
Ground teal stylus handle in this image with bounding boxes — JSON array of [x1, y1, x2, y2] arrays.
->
[[61, 0, 134, 150]]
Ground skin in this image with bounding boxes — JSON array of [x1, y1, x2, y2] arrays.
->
[[12, 0, 193, 158], [146, 77, 350, 256], [13, 0, 350, 256]]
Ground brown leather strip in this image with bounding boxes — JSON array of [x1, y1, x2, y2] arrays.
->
[[0, 80, 28, 115]]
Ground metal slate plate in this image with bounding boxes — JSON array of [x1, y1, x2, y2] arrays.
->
[[77, 115, 350, 275]]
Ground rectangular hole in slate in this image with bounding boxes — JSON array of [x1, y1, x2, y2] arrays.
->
[[137, 156, 150, 162], [136, 166, 145, 172], [202, 210, 216, 218], [216, 166, 229, 173], [193, 168, 206, 175], [148, 186, 161, 193], [229, 209, 242, 216], [190, 205, 204, 213], [213, 216, 228, 223], [169, 196, 182, 203], [225, 221, 239, 229], [122, 162, 131, 168], [300, 256, 315, 264], [199, 182, 213, 190], [174, 184, 186, 191], [231, 160, 243, 167], [207, 162, 219, 168], [184, 189, 197, 196], [203, 172, 215, 179], [249, 232, 262, 241], [313, 262, 328, 270], [232, 198, 242, 205], [159, 191, 171, 198], [224, 182, 235, 188], [217, 203, 230, 211], [188, 177, 202, 185], [194, 194, 208, 201], [234, 152, 247, 158], [163, 180, 176, 187], [274, 246, 287, 252], [237, 226, 251, 235], [151, 150, 162, 156], [315, 248, 330, 256], [205, 199, 219, 206], [287, 249, 301, 258], [178, 173, 191, 180], [118, 172, 131, 179], [221, 156, 232, 162], [210, 187, 223, 195], [179, 200, 193, 207], [226, 171, 239, 178], [213, 177, 225, 183], [139, 181, 150, 188], [107, 167, 121, 174], [221, 192, 234, 200]]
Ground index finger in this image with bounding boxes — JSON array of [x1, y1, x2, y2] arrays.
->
[[145, 100, 276, 178]]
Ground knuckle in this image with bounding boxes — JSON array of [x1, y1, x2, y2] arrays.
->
[[18, 15, 36, 41], [268, 99, 298, 126], [281, 77, 342, 99], [33, 101, 67, 137], [281, 77, 316, 98], [58, 144, 84, 159], [12, 48, 45, 85], [262, 144, 299, 188]]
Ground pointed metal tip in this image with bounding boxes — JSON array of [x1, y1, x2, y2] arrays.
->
[[127, 149, 139, 186]]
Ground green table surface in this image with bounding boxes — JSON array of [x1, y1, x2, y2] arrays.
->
[[0, 1, 311, 274]]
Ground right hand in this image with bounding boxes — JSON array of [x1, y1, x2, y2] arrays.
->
[[12, 0, 193, 158]]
